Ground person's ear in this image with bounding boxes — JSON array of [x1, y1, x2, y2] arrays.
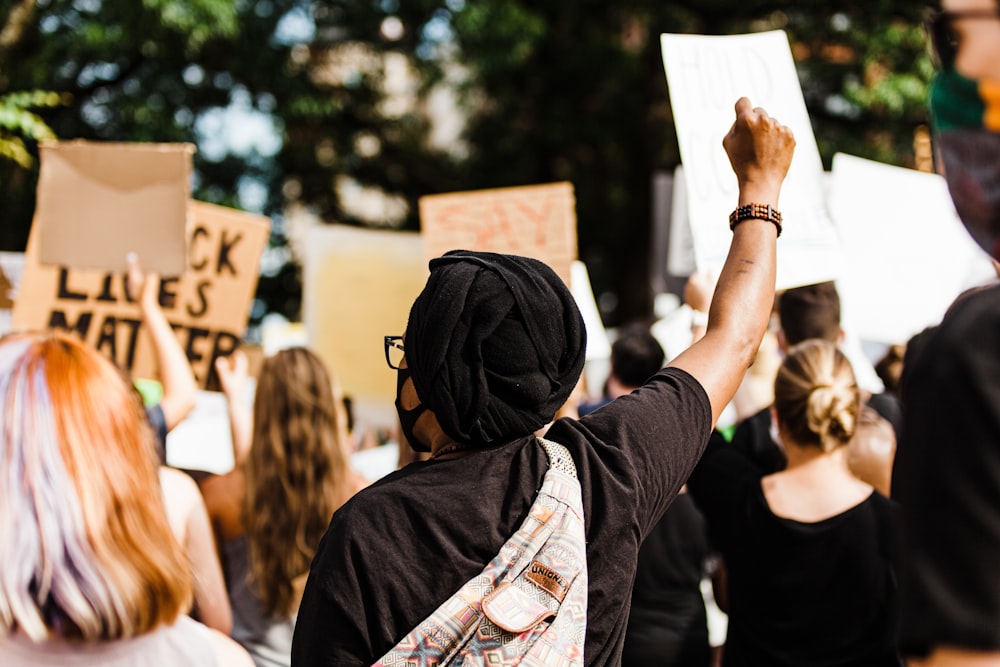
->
[[776, 329, 788, 354], [837, 328, 846, 347]]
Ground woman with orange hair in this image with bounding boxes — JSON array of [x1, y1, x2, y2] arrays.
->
[[0, 332, 251, 665], [203, 347, 367, 667]]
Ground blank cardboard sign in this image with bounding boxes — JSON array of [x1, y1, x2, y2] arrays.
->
[[419, 182, 577, 285], [302, 224, 426, 429], [35, 140, 193, 275]]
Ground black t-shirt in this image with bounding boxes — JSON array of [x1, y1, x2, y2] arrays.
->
[[894, 284, 1000, 655], [688, 435, 898, 667], [730, 407, 787, 475], [146, 403, 168, 464], [290, 367, 712, 666], [621, 492, 712, 667]]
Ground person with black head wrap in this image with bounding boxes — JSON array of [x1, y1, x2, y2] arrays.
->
[[400, 251, 586, 449], [291, 97, 795, 666]]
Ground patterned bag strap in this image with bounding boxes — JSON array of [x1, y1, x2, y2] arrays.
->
[[373, 438, 587, 667], [537, 436, 578, 479]]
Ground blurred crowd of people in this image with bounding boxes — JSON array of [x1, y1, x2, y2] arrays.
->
[[2, 1, 1000, 665]]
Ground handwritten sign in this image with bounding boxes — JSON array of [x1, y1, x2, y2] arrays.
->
[[661, 31, 842, 288], [419, 182, 577, 285], [301, 224, 427, 428], [35, 140, 193, 275], [830, 153, 997, 344], [12, 201, 270, 388]]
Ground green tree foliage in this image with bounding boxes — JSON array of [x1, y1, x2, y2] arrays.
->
[[0, 0, 307, 320], [0, 89, 67, 166], [282, 0, 933, 323], [1, 0, 933, 326], [446, 1, 932, 321]]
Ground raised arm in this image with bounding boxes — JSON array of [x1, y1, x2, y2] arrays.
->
[[214, 350, 253, 468], [127, 253, 197, 432], [668, 97, 794, 426]]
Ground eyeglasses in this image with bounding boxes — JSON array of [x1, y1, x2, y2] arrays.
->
[[384, 335, 405, 370], [924, 8, 1000, 69]]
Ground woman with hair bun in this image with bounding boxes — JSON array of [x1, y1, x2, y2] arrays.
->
[[688, 340, 898, 666]]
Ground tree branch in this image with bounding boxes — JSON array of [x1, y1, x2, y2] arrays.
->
[[0, 0, 37, 52]]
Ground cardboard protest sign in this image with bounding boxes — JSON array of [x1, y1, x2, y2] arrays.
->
[[419, 182, 577, 285], [830, 153, 997, 344], [301, 224, 427, 428], [12, 200, 270, 388], [0, 252, 26, 338], [35, 141, 193, 275], [661, 31, 842, 289]]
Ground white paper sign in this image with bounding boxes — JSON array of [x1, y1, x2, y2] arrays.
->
[[830, 153, 996, 344], [661, 31, 842, 289], [166, 386, 253, 474], [667, 166, 696, 277]]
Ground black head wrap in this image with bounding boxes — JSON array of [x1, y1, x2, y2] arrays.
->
[[404, 250, 586, 446]]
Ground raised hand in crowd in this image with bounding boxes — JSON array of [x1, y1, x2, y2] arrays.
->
[[126, 252, 197, 434], [668, 97, 794, 426], [215, 349, 252, 467]]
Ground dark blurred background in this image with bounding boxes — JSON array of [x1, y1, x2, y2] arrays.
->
[[0, 0, 933, 330]]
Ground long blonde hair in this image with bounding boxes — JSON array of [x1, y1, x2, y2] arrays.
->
[[773, 340, 859, 452], [244, 347, 355, 617], [0, 332, 191, 641]]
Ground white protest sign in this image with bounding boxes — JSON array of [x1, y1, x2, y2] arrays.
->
[[830, 153, 997, 344], [666, 165, 696, 277], [570, 260, 612, 399], [661, 31, 841, 289], [165, 388, 247, 474]]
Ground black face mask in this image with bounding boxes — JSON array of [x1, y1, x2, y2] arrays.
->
[[395, 365, 430, 452]]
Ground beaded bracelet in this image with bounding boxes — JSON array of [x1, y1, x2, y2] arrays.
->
[[729, 203, 782, 237]]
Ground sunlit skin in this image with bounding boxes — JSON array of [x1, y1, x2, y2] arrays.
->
[[943, 0, 1000, 82]]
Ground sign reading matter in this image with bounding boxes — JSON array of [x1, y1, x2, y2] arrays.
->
[[661, 31, 842, 289], [419, 182, 577, 285], [12, 201, 270, 388]]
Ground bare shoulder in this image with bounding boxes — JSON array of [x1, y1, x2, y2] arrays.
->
[[208, 628, 254, 667], [158, 466, 200, 539], [159, 466, 200, 500]]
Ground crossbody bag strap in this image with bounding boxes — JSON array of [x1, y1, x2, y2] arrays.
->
[[374, 438, 587, 666]]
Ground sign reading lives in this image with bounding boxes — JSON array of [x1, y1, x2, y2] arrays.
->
[[14, 200, 270, 389], [419, 182, 578, 286]]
